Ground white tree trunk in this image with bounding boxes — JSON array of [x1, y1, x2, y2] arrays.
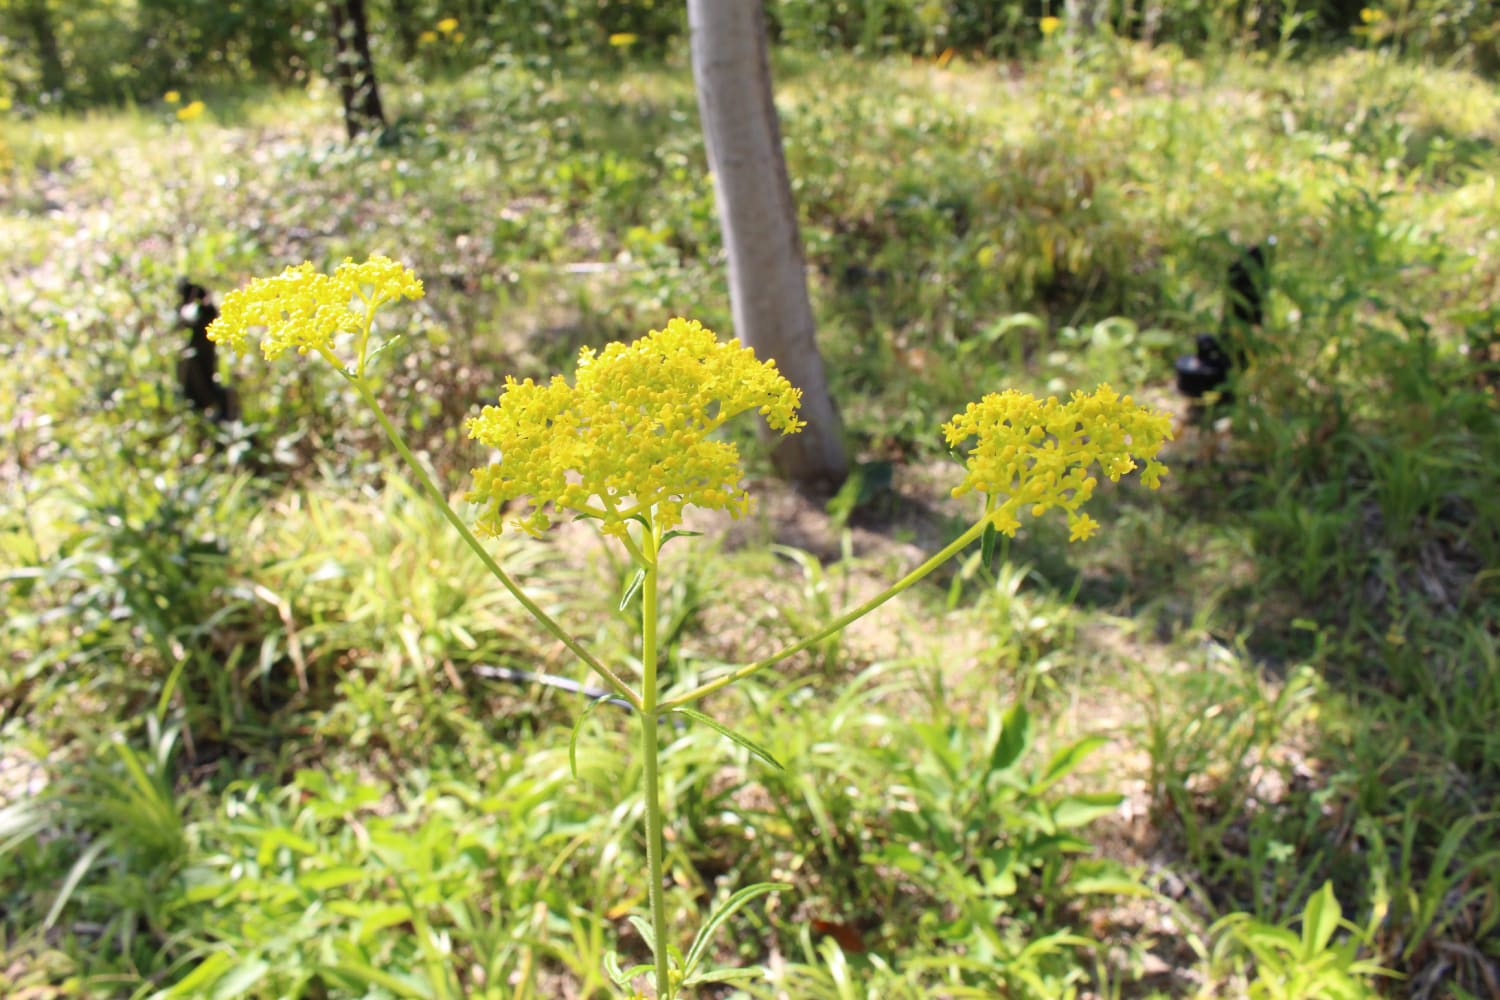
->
[[688, 0, 848, 491], [1065, 0, 1103, 40]]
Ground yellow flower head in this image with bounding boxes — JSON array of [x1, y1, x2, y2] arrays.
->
[[609, 32, 639, 48], [943, 384, 1171, 542], [465, 318, 804, 537], [419, 30, 437, 43], [176, 100, 206, 122], [1360, 7, 1385, 23], [436, 16, 459, 33], [208, 255, 424, 365], [1039, 15, 1062, 36], [164, 90, 181, 104]]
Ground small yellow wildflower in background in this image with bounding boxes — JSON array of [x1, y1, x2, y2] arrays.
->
[[943, 384, 1171, 542], [176, 100, 205, 122], [419, 30, 437, 43], [1039, 15, 1062, 36], [609, 32, 639, 48], [208, 255, 424, 363], [466, 318, 803, 538], [1360, 7, 1385, 23], [436, 16, 459, 33], [164, 90, 181, 104]]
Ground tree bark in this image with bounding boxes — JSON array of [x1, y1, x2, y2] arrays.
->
[[387, 0, 421, 62], [1065, 0, 1102, 40], [330, 0, 386, 139], [20, 1, 67, 100], [687, 0, 848, 493]]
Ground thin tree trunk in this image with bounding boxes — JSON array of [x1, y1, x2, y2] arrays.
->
[[388, 0, 421, 62], [1065, 0, 1102, 41], [21, 1, 67, 100], [330, 0, 386, 139], [687, 0, 848, 492]]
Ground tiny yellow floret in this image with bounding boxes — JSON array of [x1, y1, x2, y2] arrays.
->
[[207, 255, 424, 364], [1040, 15, 1062, 36], [436, 17, 459, 33], [164, 90, 181, 104], [465, 318, 803, 537], [944, 384, 1171, 542], [609, 32, 639, 47], [176, 100, 206, 122], [419, 30, 438, 43]]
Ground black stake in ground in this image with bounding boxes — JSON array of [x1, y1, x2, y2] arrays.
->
[[177, 279, 237, 422], [1174, 243, 1270, 403]]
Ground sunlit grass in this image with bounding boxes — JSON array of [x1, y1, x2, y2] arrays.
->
[[2, 36, 1497, 999]]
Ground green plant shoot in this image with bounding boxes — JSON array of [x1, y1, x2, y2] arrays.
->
[[207, 254, 1173, 998]]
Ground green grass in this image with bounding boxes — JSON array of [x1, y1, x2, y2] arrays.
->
[[3, 33, 1498, 999]]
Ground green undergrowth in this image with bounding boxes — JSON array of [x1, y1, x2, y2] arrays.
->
[[3, 36, 1498, 999]]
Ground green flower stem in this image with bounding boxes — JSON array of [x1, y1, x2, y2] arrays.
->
[[657, 517, 992, 713], [352, 379, 643, 713], [637, 522, 673, 997]]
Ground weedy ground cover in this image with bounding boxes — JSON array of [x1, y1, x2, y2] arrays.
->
[[2, 34, 1497, 999]]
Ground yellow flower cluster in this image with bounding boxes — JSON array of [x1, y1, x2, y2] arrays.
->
[[208, 255, 424, 363], [943, 384, 1171, 542], [466, 318, 804, 537]]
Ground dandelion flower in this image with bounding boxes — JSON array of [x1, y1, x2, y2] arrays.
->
[[1360, 7, 1385, 23], [164, 90, 181, 104], [208, 255, 424, 364], [436, 16, 459, 33], [1040, 15, 1062, 36], [943, 384, 1171, 542], [419, 30, 437, 43], [609, 32, 639, 47], [466, 318, 804, 537], [176, 100, 206, 122]]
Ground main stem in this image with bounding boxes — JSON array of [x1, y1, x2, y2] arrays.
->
[[353, 381, 642, 711], [638, 523, 673, 997]]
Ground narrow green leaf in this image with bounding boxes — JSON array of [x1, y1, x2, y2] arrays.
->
[[323, 956, 435, 999], [660, 529, 703, 549], [1036, 734, 1108, 792], [1067, 873, 1153, 896], [684, 882, 790, 977], [603, 950, 655, 988], [628, 914, 657, 952], [0, 800, 48, 846], [981, 521, 998, 569], [568, 695, 611, 780], [44, 836, 110, 930], [671, 709, 784, 771], [297, 866, 368, 891], [682, 966, 765, 987], [619, 568, 646, 611], [1051, 792, 1124, 830], [159, 951, 234, 998], [210, 957, 271, 1000], [156, 650, 191, 722]]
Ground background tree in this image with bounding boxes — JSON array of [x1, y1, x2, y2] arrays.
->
[[1065, 0, 1103, 40], [386, 0, 421, 62], [687, 0, 848, 491], [330, 0, 386, 139], [14, 0, 66, 100]]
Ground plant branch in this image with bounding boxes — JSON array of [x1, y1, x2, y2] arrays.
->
[[657, 517, 990, 712]]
